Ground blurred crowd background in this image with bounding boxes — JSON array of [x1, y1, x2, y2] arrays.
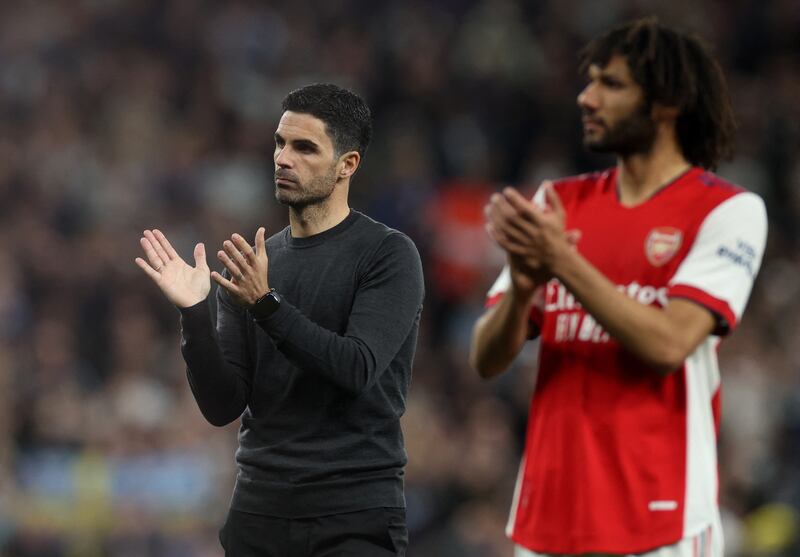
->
[[0, 0, 798, 555]]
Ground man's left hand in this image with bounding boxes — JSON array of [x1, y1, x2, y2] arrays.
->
[[212, 227, 270, 306]]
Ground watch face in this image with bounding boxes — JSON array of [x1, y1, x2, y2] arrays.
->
[[253, 289, 280, 318]]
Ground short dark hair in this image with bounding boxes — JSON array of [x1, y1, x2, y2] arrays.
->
[[579, 17, 736, 170], [281, 83, 373, 158]]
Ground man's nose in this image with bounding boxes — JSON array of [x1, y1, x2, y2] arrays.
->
[[274, 147, 293, 168], [577, 82, 599, 112]]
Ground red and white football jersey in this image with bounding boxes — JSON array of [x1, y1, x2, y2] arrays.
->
[[486, 167, 767, 554]]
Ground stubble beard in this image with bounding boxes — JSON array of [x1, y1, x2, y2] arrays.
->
[[274, 165, 338, 210], [583, 102, 657, 157]]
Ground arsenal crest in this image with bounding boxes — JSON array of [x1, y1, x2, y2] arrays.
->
[[645, 227, 682, 266]]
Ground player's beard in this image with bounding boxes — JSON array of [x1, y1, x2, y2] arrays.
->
[[583, 101, 657, 157], [274, 164, 338, 210]]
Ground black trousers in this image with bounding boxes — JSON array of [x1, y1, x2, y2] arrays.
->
[[219, 507, 408, 557]]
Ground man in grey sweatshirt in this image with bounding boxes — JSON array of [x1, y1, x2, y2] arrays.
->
[[136, 83, 424, 557]]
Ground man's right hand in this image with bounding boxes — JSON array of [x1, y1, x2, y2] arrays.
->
[[135, 229, 211, 308]]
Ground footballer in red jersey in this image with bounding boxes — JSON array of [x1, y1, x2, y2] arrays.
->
[[470, 17, 766, 557]]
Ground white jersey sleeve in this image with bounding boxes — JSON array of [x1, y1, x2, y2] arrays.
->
[[668, 192, 767, 334], [487, 265, 511, 304]]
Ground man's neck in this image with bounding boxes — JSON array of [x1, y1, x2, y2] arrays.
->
[[289, 199, 351, 238], [616, 137, 691, 207]]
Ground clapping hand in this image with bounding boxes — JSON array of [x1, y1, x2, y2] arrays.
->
[[485, 184, 576, 294], [135, 229, 211, 308], [212, 227, 269, 307]]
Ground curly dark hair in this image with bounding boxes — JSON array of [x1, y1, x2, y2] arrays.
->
[[579, 16, 736, 170], [281, 83, 373, 158]]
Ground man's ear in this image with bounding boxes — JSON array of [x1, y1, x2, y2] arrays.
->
[[337, 151, 361, 179]]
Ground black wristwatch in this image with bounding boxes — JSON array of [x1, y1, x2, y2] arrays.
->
[[251, 288, 281, 319]]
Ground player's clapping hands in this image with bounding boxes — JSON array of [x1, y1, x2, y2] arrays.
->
[[485, 184, 573, 288], [212, 227, 270, 306], [135, 229, 211, 308]]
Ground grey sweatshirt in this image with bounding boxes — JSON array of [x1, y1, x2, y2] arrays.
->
[[178, 210, 424, 518]]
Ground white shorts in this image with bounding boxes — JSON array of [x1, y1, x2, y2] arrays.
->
[[514, 524, 721, 557]]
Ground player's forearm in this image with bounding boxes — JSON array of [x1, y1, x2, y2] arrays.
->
[[255, 293, 422, 396], [551, 249, 699, 374], [179, 301, 249, 426], [255, 237, 424, 396], [254, 302, 380, 395], [469, 286, 537, 378]]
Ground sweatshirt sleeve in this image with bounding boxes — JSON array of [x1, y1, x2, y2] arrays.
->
[[253, 232, 424, 395], [179, 285, 252, 426]]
